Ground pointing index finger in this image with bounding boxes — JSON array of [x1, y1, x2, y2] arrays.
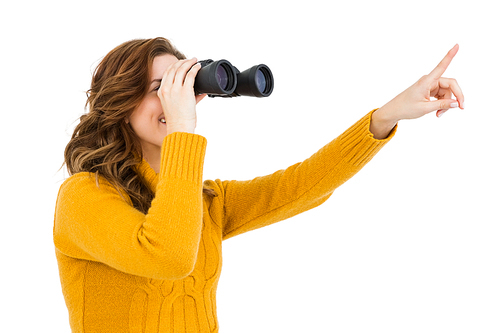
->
[[429, 44, 459, 79]]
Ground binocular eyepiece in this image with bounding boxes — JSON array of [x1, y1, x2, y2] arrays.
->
[[194, 59, 274, 98]]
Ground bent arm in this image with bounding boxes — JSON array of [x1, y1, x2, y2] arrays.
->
[[54, 132, 206, 280], [210, 109, 396, 240]]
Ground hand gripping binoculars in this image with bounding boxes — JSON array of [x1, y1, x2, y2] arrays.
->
[[194, 59, 274, 98]]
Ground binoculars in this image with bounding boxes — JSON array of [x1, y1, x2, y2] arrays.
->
[[194, 59, 274, 98]]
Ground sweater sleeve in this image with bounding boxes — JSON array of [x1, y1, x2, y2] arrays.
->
[[210, 109, 396, 241], [53, 132, 207, 280]]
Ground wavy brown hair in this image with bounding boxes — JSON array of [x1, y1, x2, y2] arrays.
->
[[63, 37, 215, 214]]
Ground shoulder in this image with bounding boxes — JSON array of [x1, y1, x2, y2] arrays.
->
[[60, 172, 106, 193], [57, 172, 129, 204], [54, 173, 133, 235]]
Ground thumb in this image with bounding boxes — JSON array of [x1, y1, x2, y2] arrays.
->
[[424, 99, 460, 114]]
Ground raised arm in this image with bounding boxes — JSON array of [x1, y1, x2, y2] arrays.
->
[[211, 45, 464, 241], [206, 109, 396, 240]]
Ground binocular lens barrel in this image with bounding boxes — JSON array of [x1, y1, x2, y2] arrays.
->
[[194, 60, 237, 95], [194, 59, 273, 98], [235, 64, 274, 98]]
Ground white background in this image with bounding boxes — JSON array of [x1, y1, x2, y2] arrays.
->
[[1, 0, 499, 332]]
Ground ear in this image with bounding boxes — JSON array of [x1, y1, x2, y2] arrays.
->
[[125, 117, 130, 124]]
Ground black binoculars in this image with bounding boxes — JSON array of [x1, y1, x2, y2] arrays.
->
[[194, 59, 274, 98]]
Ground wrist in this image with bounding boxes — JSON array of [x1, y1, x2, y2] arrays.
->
[[374, 105, 400, 125], [166, 123, 196, 135], [370, 107, 398, 140]]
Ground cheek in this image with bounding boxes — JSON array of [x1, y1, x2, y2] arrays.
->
[[129, 97, 163, 137], [142, 95, 162, 118]]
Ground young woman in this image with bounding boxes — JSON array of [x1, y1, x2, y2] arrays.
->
[[54, 37, 464, 332]]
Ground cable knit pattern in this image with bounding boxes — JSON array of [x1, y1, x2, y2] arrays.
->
[[54, 109, 396, 332]]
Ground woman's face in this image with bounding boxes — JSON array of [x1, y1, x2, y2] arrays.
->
[[127, 54, 179, 157]]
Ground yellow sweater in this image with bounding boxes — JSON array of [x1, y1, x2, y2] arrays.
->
[[54, 109, 396, 333]]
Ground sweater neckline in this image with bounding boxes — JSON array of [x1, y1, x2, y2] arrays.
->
[[136, 158, 159, 193]]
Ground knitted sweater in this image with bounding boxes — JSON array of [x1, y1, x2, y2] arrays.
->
[[54, 109, 396, 333]]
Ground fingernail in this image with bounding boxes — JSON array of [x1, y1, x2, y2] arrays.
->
[[438, 111, 446, 118], [450, 102, 459, 108]]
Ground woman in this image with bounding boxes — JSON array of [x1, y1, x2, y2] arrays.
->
[[54, 37, 464, 332]]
